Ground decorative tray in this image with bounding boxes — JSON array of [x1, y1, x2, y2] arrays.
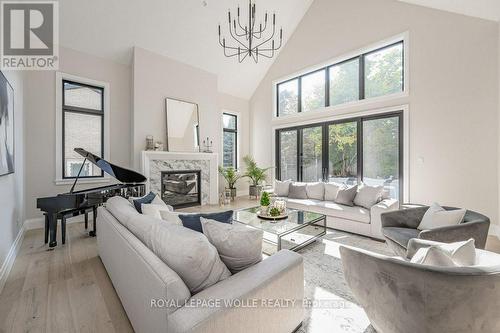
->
[[257, 211, 288, 220]]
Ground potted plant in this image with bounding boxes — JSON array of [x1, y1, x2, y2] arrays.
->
[[218, 166, 243, 200], [243, 155, 273, 198], [260, 191, 271, 215]]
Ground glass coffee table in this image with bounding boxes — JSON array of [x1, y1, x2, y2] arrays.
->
[[234, 207, 326, 254]]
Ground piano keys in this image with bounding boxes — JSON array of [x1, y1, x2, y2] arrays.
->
[[37, 148, 146, 247]]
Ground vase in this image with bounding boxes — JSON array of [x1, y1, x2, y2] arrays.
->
[[229, 188, 237, 200], [249, 185, 263, 198]]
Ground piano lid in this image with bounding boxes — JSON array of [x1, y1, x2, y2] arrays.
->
[[74, 148, 146, 184]]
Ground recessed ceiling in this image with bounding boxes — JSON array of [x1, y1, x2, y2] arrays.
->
[[398, 0, 500, 22], [59, 0, 314, 99]]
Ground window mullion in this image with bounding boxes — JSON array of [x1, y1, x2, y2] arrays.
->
[[359, 55, 365, 100]]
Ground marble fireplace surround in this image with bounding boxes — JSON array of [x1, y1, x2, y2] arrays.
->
[[141, 151, 219, 205]]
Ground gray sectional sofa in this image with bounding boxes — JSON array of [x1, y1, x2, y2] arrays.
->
[[274, 182, 399, 240], [97, 198, 305, 333]]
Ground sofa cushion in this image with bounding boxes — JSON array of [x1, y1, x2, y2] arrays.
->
[[417, 203, 466, 230], [306, 182, 324, 200], [410, 246, 458, 267], [274, 179, 292, 197], [141, 203, 173, 219], [285, 198, 370, 223], [324, 182, 341, 201], [178, 211, 233, 233], [125, 213, 231, 295], [382, 227, 420, 249], [354, 184, 383, 209], [107, 196, 141, 226], [288, 183, 308, 199], [201, 218, 263, 274], [334, 185, 358, 206]]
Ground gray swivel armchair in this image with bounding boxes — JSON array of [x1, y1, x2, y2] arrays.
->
[[381, 206, 490, 257], [340, 245, 500, 333]]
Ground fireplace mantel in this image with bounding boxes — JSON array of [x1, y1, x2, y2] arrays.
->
[[141, 151, 219, 205]]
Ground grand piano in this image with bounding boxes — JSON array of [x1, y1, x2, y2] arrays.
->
[[37, 148, 146, 247]]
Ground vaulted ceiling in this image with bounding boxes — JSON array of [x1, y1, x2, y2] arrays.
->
[[59, 0, 314, 99], [59, 0, 499, 100]]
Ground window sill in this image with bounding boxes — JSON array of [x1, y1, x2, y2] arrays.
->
[[54, 177, 111, 186]]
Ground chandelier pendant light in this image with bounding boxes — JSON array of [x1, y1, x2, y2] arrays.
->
[[218, 0, 283, 63]]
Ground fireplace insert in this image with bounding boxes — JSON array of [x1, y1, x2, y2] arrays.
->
[[161, 170, 201, 208]]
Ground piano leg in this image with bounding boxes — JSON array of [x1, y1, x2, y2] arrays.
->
[[61, 216, 66, 245], [48, 213, 57, 247], [84, 213, 88, 230], [44, 214, 49, 244], [89, 206, 97, 237]]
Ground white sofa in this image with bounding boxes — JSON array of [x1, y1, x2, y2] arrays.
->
[[275, 184, 399, 240], [97, 200, 305, 333]]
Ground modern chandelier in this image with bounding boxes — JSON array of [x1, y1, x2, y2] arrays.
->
[[218, 0, 283, 63]]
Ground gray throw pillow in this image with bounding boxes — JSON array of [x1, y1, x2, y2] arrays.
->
[[288, 183, 308, 199], [125, 213, 231, 294], [201, 218, 263, 273], [354, 184, 383, 209], [334, 185, 358, 206]]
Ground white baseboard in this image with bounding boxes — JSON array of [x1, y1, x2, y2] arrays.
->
[[0, 224, 25, 294], [490, 224, 500, 239]]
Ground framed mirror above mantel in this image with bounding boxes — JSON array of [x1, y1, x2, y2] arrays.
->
[[165, 97, 200, 152]]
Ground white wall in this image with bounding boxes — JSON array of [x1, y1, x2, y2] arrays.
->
[[132, 47, 251, 195], [0, 70, 24, 273], [250, 0, 499, 225], [24, 47, 132, 219], [132, 47, 219, 169]]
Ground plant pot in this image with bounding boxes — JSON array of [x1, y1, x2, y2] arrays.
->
[[228, 188, 237, 200], [249, 185, 263, 198], [260, 205, 269, 216]]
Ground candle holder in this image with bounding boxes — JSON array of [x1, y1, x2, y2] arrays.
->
[[202, 137, 213, 153]]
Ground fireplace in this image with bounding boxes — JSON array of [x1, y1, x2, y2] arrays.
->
[[161, 170, 201, 208]]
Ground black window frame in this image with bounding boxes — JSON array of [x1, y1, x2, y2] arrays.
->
[[275, 111, 404, 202], [222, 112, 238, 169], [276, 40, 404, 117], [62, 79, 105, 179]]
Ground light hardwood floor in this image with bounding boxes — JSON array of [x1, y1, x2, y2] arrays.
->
[[1, 197, 499, 333]]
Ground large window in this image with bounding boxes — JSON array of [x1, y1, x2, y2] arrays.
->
[[276, 112, 403, 200], [276, 40, 404, 117], [62, 80, 104, 179], [222, 113, 238, 168]]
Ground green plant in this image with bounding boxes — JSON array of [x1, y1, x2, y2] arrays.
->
[[218, 166, 243, 189], [269, 207, 281, 217], [243, 155, 273, 186], [260, 191, 270, 206]]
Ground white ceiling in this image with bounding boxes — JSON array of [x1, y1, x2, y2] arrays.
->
[[398, 0, 500, 22], [59, 0, 314, 99]]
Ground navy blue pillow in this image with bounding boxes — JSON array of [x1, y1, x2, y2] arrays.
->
[[133, 192, 156, 213], [179, 211, 234, 233]]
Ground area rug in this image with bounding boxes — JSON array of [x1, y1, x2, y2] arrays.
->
[[293, 229, 393, 333]]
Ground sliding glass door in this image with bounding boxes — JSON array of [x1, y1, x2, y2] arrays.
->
[[276, 111, 403, 201]]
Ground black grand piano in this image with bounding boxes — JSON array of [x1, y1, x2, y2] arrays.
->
[[37, 148, 146, 247]]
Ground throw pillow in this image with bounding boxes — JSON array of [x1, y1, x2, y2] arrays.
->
[[417, 203, 466, 230], [274, 179, 292, 197], [354, 184, 383, 209], [132, 192, 156, 213], [324, 183, 341, 201], [159, 210, 184, 226], [288, 183, 308, 199], [306, 182, 324, 200], [406, 238, 477, 266], [201, 218, 263, 273], [125, 213, 231, 294], [334, 185, 358, 206], [142, 203, 172, 219], [410, 246, 457, 267], [178, 211, 234, 233]]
